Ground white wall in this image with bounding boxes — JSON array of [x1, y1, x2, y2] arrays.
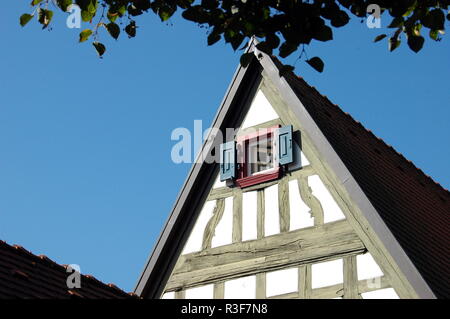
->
[[266, 268, 298, 297], [211, 196, 233, 248], [224, 275, 256, 299], [357, 253, 384, 280], [161, 291, 175, 299], [241, 90, 279, 129], [288, 180, 314, 230], [182, 200, 216, 255], [308, 175, 345, 223], [311, 259, 343, 289], [212, 173, 226, 189], [242, 191, 258, 241], [287, 141, 311, 171], [361, 288, 399, 299], [264, 184, 280, 236], [185, 284, 214, 299]]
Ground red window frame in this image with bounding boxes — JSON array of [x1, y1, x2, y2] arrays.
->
[[235, 125, 281, 188]]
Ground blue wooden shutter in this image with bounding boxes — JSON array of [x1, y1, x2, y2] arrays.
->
[[278, 125, 293, 165], [220, 141, 236, 181]]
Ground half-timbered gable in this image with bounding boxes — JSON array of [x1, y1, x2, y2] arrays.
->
[[135, 40, 449, 299]]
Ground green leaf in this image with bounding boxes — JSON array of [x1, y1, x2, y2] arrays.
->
[[201, 0, 218, 10], [314, 25, 333, 42], [92, 42, 106, 57], [107, 11, 118, 23], [46, 10, 53, 21], [422, 9, 445, 30], [159, 6, 176, 22], [38, 9, 53, 29], [407, 35, 424, 53], [265, 33, 280, 49], [106, 22, 120, 40], [20, 14, 33, 27], [56, 0, 72, 12], [412, 24, 422, 36], [224, 29, 236, 43], [402, 5, 415, 17], [388, 37, 401, 52], [331, 11, 350, 28], [31, 0, 43, 5], [79, 29, 93, 43], [177, 0, 194, 9], [239, 52, 253, 68], [278, 65, 295, 77], [182, 6, 208, 23], [429, 29, 439, 41], [388, 16, 404, 28], [256, 42, 273, 55], [207, 32, 221, 46], [81, 10, 94, 22], [118, 5, 126, 17], [279, 42, 298, 58], [87, 0, 97, 14], [125, 21, 137, 38], [338, 0, 352, 9], [374, 34, 387, 42], [230, 33, 245, 51], [306, 57, 324, 73]]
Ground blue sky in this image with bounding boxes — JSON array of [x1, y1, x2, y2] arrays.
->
[[1, 3, 449, 292]]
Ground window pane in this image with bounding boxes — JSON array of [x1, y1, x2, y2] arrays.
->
[[246, 136, 274, 176]]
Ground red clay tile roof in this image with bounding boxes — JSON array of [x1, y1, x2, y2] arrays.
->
[[0, 240, 137, 299], [280, 67, 450, 299]]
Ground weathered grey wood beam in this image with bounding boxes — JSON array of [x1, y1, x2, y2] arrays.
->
[[310, 276, 391, 299], [214, 282, 224, 299], [237, 119, 283, 138], [206, 166, 315, 201], [268, 276, 390, 299], [207, 187, 233, 201], [343, 255, 360, 299], [256, 273, 266, 299], [175, 290, 185, 299], [257, 189, 265, 239], [202, 199, 225, 250], [278, 177, 290, 232], [297, 176, 324, 226], [166, 220, 365, 291], [232, 189, 243, 243], [298, 265, 312, 299]]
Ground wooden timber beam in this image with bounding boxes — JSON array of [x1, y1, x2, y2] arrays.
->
[[268, 276, 390, 299], [165, 220, 365, 291], [206, 166, 316, 201]]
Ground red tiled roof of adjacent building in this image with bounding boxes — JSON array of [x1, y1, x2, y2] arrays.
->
[[280, 66, 450, 299], [0, 240, 137, 299]]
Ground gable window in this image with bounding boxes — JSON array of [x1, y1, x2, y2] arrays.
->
[[246, 135, 274, 175], [220, 125, 294, 188]]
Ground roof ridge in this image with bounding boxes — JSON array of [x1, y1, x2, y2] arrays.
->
[[289, 72, 450, 199]]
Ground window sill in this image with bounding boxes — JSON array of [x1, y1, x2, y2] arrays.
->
[[235, 167, 280, 188]]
